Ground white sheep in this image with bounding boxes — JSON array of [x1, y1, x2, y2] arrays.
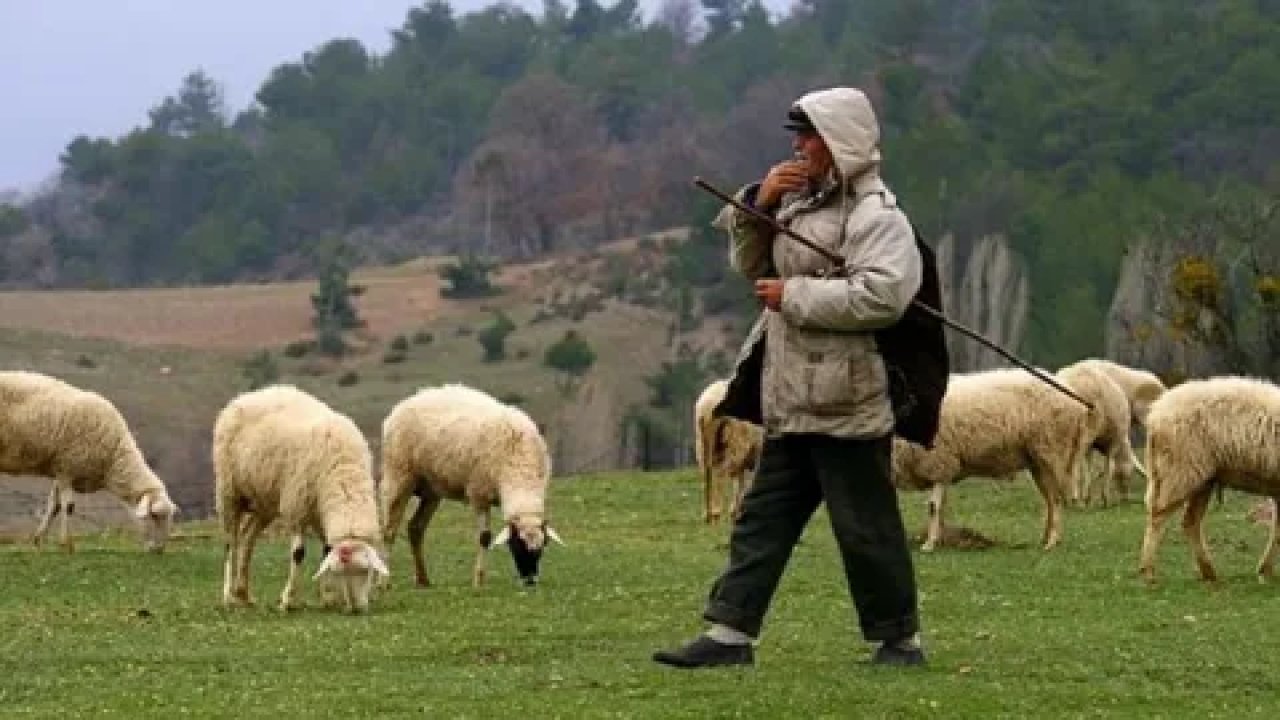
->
[[693, 379, 763, 525], [892, 368, 1094, 552], [380, 383, 562, 588], [213, 384, 389, 613], [1085, 358, 1167, 427], [1137, 376, 1280, 583], [1073, 358, 1167, 502], [0, 370, 178, 553], [1056, 360, 1148, 508]]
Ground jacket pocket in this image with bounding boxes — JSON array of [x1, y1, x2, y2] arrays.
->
[[797, 336, 884, 417]]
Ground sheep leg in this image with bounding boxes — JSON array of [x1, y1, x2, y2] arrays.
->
[[406, 495, 441, 588], [1074, 454, 1092, 508], [1182, 487, 1217, 582], [1030, 469, 1064, 550], [1256, 496, 1280, 581], [278, 533, 306, 611], [1098, 453, 1114, 509], [705, 461, 723, 525], [472, 506, 492, 588], [921, 483, 947, 552], [31, 482, 61, 549], [220, 506, 246, 607], [729, 468, 751, 522], [380, 471, 415, 547], [231, 514, 269, 607], [1138, 502, 1180, 583], [55, 484, 76, 553]]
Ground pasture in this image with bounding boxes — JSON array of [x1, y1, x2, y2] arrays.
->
[[1, 471, 1277, 719]]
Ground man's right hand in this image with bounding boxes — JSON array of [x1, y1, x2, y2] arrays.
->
[[756, 160, 809, 210]]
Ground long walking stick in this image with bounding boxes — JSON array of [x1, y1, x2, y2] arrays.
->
[[693, 177, 1091, 410]]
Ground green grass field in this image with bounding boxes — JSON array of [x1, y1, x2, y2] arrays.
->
[[2, 471, 1277, 719]]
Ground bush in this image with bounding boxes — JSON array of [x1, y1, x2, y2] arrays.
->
[[477, 311, 516, 363], [242, 350, 279, 390], [389, 335, 409, 352], [382, 348, 407, 364], [498, 391, 527, 406], [412, 330, 434, 345], [74, 354, 96, 369], [337, 370, 359, 387], [439, 254, 501, 299], [283, 339, 314, 358]]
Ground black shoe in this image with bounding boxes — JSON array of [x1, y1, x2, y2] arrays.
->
[[653, 635, 754, 669], [870, 641, 926, 667]]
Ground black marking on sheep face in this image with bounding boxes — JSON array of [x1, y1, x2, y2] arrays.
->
[[506, 526, 543, 586], [292, 545, 305, 565], [479, 530, 493, 549]]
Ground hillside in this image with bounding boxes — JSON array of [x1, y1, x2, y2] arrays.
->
[[0, 230, 732, 527]]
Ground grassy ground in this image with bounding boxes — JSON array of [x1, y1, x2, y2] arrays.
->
[[1, 471, 1277, 719]]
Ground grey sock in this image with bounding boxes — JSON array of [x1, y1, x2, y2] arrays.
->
[[706, 623, 754, 646]]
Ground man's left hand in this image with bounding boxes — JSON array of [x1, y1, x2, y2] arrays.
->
[[754, 279, 784, 311]]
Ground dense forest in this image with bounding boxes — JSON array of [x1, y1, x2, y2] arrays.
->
[[1, 0, 1276, 379]]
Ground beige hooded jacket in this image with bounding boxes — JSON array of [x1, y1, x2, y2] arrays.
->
[[717, 87, 923, 439]]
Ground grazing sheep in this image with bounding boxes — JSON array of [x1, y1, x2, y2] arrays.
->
[[1085, 358, 1167, 427], [892, 368, 1093, 552], [1056, 360, 1147, 508], [694, 379, 763, 524], [380, 383, 562, 588], [1138, 376, 1280, 583], [213, 385, 388, 613], [1072, 358, 1167, 502], [0, 371, 178, 553]]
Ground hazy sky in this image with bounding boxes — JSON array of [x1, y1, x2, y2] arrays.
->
[[0, 0, 791, 194]]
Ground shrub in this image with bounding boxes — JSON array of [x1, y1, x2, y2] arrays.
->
[[412, 330, 434, 345], [389, 335, 409, 352], [337, 371, 359, 387], [283, 340, 313, 358], [477, 311, 517, 363]]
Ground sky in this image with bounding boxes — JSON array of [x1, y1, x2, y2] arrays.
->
[[0, 0, 792, 195]]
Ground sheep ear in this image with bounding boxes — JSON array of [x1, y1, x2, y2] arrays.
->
[[133, 495, 152, 520], [491, 526, 511, 548], [152, 497, 178, 517], [546, 526, 565, 546], [312, 552, 337, 581], [368, 549, 390, 578]]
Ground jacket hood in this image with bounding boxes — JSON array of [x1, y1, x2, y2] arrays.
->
[[793, 87, 881, 182]]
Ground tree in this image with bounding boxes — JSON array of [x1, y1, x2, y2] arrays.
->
[[438, 254, 501, 298], [149, 70, 228, 137], [477, 310, 516, 362], [0, 204, 28, 239], [310, 239, 364, 356], [544, 329, 597, 395]]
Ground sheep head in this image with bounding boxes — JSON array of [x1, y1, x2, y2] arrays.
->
[[491, 514, 564, 587], [133, 492, 178, 553], [313, 539, 390, 613]]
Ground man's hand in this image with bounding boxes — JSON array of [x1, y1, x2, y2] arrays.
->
[[756, 160, 808, 210], [755, 279, 784, 312]]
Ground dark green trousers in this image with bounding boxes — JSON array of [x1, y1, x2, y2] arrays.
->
[[703, 432, 920, 642]]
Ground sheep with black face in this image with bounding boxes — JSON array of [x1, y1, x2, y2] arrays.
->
[[381, 383, 562, 588]]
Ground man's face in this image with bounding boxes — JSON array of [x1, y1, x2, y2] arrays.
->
[[791, 129, 833, 181]]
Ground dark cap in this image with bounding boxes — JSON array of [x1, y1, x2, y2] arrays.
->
[[783, 105, 816, 133]]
